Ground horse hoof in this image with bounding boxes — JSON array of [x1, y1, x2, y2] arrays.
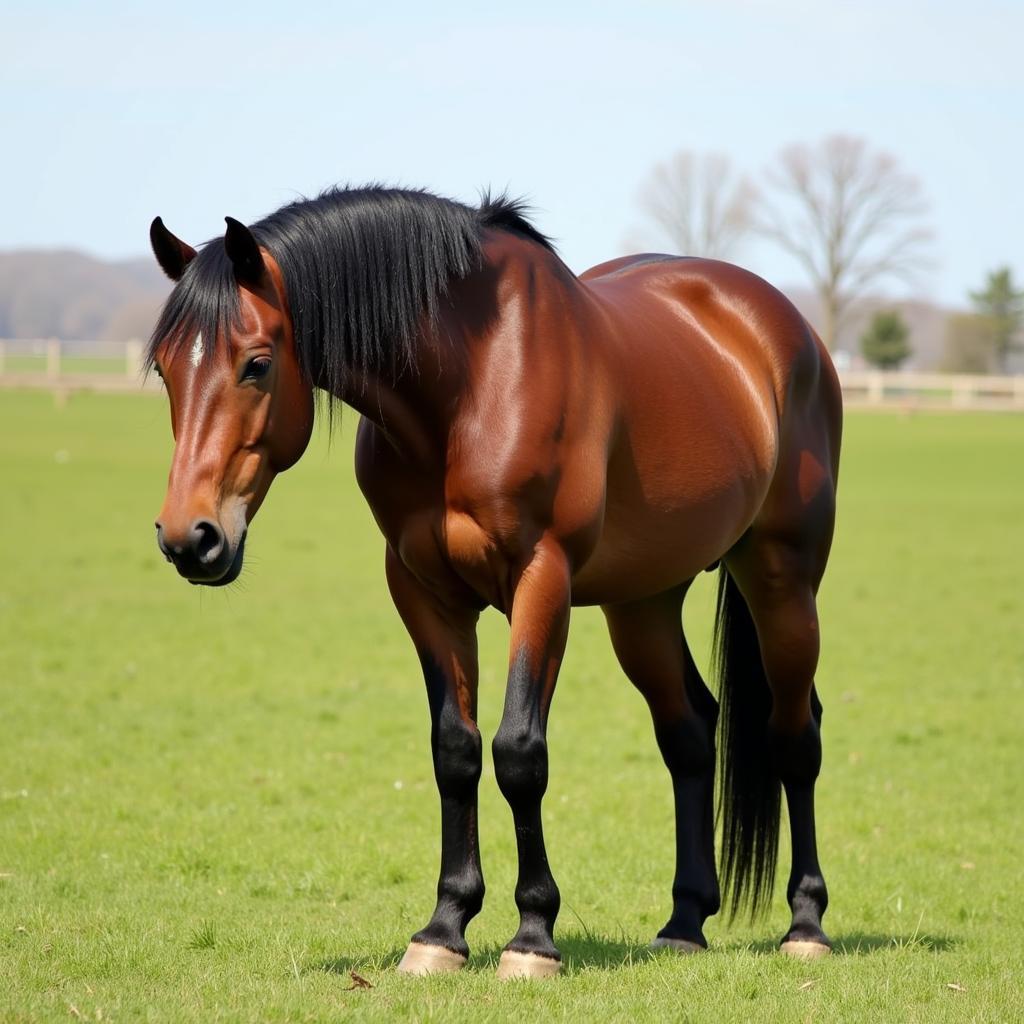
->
[[496, 950, 562, 980], [396, 941, 467, 976], [780, 940, 831, 959], [650, 937, 704, 954]]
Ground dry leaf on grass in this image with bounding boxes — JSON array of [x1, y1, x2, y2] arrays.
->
[[797, 980, 815, 991], [947, 982, 966, 993]]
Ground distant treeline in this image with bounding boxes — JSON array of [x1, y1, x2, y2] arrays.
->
[[0, 250, 169, 342], [0, 248, 1011, 374]]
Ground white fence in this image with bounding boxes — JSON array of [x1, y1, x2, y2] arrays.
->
[[839, 370, 1024, 412], [2, 339, 1023, 412], [0, 338, 158, 395]]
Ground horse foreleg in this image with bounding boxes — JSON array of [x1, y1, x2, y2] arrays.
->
[[492, 538, 571, 979], [385, 549, 484, 975], [603, 588, 720, 952]]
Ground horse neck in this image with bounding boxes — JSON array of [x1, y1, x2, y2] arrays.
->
[[323, 232, 564, 466], [329, 329, 464, 467]]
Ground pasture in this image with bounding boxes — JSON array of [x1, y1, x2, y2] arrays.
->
[[1, 391, 1021, 1022]]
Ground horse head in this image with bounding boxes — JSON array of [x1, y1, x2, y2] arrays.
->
[[148, 216, 313, 585]]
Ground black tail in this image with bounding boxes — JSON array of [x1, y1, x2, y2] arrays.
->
[[714, 568, 780, 919]]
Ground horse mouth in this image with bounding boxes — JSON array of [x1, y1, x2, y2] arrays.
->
[[188, 532, 247, 587]]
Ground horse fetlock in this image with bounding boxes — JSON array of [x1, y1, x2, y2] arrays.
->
[[671, 877, 721, 919], [514, 874, 560, 918], [437, 872, 486, 919], [787, 872, 828, 914], [505, 910, 561, 963]]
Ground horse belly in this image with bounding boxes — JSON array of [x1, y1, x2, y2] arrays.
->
[[570, 409, 777, 606], [568, 483, 757, 605]]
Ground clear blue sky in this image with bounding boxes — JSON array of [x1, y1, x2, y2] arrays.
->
[[3, 0, 1021, 307]]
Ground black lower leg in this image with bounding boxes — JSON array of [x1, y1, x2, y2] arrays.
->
[[781, 779, 829, 946], [492, 654, 560, 961], [653, 710, 720, 945], [412, 671, 484, 957], [771, 703, 829, 947]]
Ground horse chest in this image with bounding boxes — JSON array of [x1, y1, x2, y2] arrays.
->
[[375, 498, 511, 612], [440, 509, 517, 612]]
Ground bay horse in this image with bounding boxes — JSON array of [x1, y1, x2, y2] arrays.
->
[[147, 187, 841, 979]]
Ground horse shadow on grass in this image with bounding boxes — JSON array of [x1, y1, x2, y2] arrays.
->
[[736, 932, 959, 956], [311, 929, 959, 980], [478, 931, 657, 975], [311, 932, 653, 978], [531, 930, 960, 968]]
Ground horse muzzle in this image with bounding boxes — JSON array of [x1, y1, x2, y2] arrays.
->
[[155, 519, 247, 587]]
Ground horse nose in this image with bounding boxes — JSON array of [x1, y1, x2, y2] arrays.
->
[[190, 518, 225, 566], [155, 521, 174, 562], [155, 519, 225, 570]]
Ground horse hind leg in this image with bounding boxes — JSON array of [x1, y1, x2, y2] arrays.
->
[[723, 490, 835, 957], [602, 586, 721, 951]]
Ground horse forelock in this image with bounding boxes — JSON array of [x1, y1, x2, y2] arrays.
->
[[146, 241, 239, 373]]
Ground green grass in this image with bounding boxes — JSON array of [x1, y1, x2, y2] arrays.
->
[[1, 392, 1022, 1022], [2, 356, 131, 375]]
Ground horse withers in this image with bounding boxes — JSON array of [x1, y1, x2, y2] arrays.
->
[[147, 187, 841, 978]]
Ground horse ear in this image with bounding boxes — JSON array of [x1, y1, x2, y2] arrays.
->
[[150, 217, 197, 281], [224, 216, 266, 285]]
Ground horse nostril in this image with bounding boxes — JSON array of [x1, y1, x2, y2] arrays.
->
[[191, 519, 225, 565]]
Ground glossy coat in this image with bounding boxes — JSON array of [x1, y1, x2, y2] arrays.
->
[[149, 193, 841, 974]]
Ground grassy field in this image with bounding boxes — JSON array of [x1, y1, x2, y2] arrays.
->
[[1, 391, 1022, 1022], [2, 356, 132, 376]]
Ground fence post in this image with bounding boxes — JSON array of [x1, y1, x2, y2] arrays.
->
[[0, 340, 5, 376], [867, 371, 884, 404], [46, 338, 61, 379], [125, 339, 143, 379], [951, 376, 972, 409]]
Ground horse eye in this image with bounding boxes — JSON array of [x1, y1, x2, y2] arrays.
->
[[242, 357, 272, 382]]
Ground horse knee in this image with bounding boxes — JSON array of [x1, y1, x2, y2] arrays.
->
[[492, 723, 548, 805], [433, 705, 482, 798]]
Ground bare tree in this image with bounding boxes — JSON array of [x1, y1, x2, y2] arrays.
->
[[629, 151, 756, 261], [756, 136, 931, 350]]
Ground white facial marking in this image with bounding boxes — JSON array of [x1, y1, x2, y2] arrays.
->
[[190, 333, 203, 368]]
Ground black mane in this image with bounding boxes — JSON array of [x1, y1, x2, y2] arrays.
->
[[147, 187, 554, 395]]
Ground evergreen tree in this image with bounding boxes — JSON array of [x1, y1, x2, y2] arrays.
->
[[942, 313, 992, 373], [860, 310, 912, 369], [969, 267, 1024, 373]]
